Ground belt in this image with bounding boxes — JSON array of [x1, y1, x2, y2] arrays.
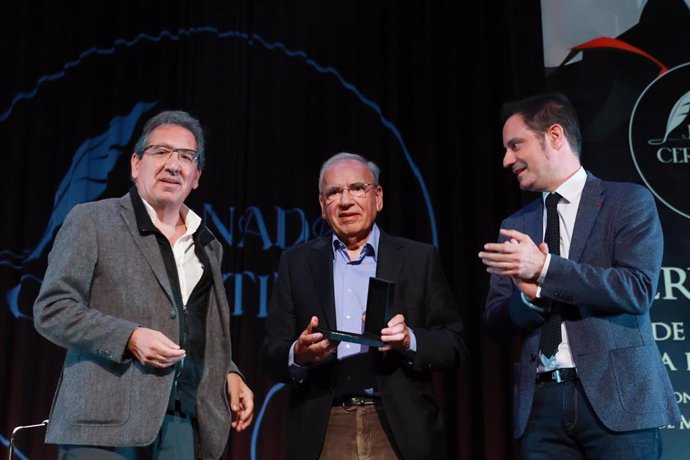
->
[[165, 409, 189, 418], [536, 368, 578, 384], [166, 399, 190, 418], [333, 396, 382, 408]]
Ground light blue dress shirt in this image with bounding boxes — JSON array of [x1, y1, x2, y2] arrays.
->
[[332, 224, 380, 359], [288, 224, 416, 382]]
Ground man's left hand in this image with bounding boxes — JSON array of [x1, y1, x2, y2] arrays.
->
[[226, 373, 254, 432], [379, 314, 410, 352]]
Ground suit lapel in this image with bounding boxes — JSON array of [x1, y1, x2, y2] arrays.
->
[[308, 230, 403, 329], [307, 238, 337, 330], [376, 231, 404, 286], [199, 229, 231, 338], [569, 174, 604, 262], [523, 200, 544, 245], [118, 195, 176, 307]]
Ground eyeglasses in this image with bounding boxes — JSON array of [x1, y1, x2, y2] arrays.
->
[[142, 144, 199, 165], [321, 182, 375, 203]]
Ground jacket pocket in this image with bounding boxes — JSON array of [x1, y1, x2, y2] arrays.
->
[[64, 352, 133, 426], [611, 345, 670, 415]]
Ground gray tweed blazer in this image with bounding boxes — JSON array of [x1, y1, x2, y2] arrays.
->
[[34, 193, 238, 459]]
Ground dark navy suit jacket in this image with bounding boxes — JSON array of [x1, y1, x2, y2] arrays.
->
[[484, 172, 680, 437]]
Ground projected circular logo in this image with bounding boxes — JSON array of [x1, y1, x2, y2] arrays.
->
[[629, 62, 690, 219]]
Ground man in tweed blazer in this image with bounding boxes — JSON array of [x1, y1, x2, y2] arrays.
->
[[479, 92, 679, 459], [34, 111, 254, 459]]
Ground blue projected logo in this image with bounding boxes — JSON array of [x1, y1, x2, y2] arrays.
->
[[2, 102, 156, 319]]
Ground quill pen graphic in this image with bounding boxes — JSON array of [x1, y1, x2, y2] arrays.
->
[[648, 90, 690, 145], [665, 90, 690, 137], [4, 101, 156, 319], [25, 101, 156, 262]]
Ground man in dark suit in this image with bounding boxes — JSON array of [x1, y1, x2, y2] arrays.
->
[[479, 92, 680, 459], [261, 152, 466, 460], [34, 110, 254, 459]]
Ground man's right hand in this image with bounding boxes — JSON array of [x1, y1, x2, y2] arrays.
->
[[479, 229, 548, 280], [127, 327, 186, 368], [293, 316, 338, 365]]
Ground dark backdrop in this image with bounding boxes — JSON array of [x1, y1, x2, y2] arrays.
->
[[1, 2, 684, 459]]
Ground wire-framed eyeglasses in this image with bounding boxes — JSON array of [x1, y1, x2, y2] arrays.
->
[[142, 144, 199, 165], [321, 182, 376, 203]]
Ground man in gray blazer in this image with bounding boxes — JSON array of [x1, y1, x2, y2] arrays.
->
[[479, 92, 680, 459], [34, 110, 254, 459]]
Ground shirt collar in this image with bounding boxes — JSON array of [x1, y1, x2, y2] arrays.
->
[[129, 186, 201, 237], [543, 166, 587, 205], [331, 223, 380, 261], [142, 198, 201, 238]]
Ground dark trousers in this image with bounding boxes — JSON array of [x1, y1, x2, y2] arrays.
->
[[57, 414, 195, 460], [521, 379, 661, 459]]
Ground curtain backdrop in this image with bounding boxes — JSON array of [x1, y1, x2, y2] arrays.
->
[[1, 1, 686, 459]]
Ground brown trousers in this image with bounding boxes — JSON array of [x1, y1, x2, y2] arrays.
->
[[319, 405, 401, 460]]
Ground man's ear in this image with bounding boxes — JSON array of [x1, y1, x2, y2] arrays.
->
[[547, 123, 565, 150], [375, 185, 383, 212], [319, 195, 327, 219], [131, 153, 140, 180]]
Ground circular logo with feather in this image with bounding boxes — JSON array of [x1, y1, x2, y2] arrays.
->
[[630, 62, 690, 219]]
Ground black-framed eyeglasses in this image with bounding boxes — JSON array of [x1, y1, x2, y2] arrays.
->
[[321, 182, 375, 203], [142, 144, 199, 165]]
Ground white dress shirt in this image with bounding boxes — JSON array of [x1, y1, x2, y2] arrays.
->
[[532, 166, 587, 372], [142, 199, 203, 305]]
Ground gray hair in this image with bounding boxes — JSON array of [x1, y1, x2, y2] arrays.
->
[[133, 110, 206, 168], [318, 152, 380, 193]]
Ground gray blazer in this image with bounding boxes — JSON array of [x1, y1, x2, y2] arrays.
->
[[484, 173, 680, 438], [34, 193, 238, 459]]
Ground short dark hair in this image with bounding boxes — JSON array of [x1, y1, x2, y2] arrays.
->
[[501, 92, 582, 156], [134, 110, 206, 168]]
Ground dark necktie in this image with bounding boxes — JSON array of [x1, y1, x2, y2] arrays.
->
[[539, 192, 562, 358]]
